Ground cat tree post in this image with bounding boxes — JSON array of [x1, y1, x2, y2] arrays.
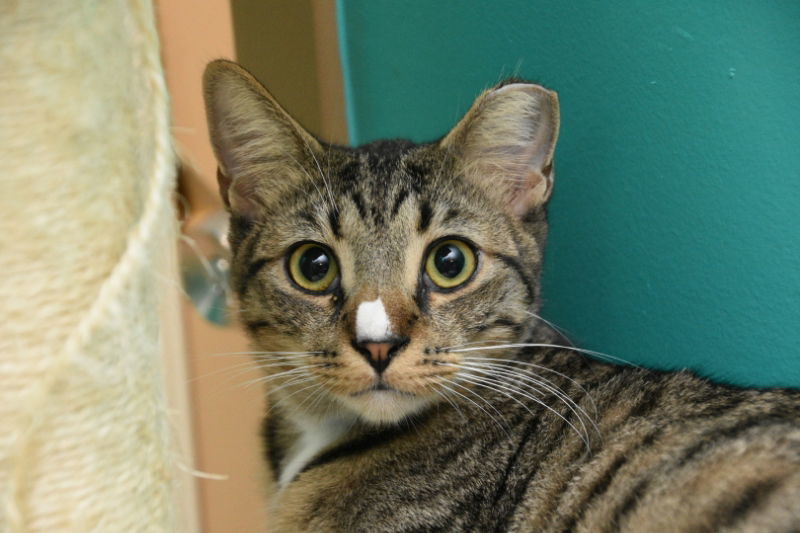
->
[[0, 1, 179, 531]]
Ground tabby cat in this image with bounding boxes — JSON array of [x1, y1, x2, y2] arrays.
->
[[202, 59, 800, 532]]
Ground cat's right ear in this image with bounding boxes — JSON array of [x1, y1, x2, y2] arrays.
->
[[203, 60, 321, 218], [440, 82, 560, 217]]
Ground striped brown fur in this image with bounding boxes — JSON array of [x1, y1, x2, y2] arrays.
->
[[203, 60, 800, 532]]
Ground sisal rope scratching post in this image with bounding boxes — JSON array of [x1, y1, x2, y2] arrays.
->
[[0, 1, 178, 531]]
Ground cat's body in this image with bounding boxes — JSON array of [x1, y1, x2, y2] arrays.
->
[[269, 344, 800, 532], [203, 60, 800, 532]]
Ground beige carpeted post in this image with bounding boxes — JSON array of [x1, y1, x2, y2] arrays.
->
[[0, 0, 178, 531]]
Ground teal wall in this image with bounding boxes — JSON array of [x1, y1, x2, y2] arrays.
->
[[336, 1, 800, 387]]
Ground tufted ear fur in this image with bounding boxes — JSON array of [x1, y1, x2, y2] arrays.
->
[[203, 59, 322, 218], [440, 82, 560, 217]]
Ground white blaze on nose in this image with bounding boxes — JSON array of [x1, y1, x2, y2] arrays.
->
[[356, 298, 393, 342]]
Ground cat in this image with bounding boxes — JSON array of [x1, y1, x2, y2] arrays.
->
[[202, 59, 800, 532]]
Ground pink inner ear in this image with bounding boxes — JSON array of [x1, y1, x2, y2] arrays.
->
[[449, 85, 559, 217], [228, 177, 267, 218], [217, 167, 266, 217], [510, 169, 552, 217]]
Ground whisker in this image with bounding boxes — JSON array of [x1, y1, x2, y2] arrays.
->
[[452, 362, 598, 443], [266, 381, 324, 414], [298, 382, 332, 414], [205, 350, 323, 357], [196, 354, 321, 385], [523, 311, 574, 343], [456, 371, 591, 450], [301, 137, 337, 211], [286, 146, 337, 215], [267, 375, 316, 396], [250, 360, 322, 371], [187, 360, 263, 383], [439, 378, 511, 437], [457, 361, 589, 417], [434, 339, 509, 351], [238, 365, 327, 390], [449, 343, 638, 368], [461, 356, 600, 420], [456, 366, 602, 436], [249, 354, 321, 363], [195, 357, 321, 387], [279, 152, 321, 193], [432, 386, 468, 422]]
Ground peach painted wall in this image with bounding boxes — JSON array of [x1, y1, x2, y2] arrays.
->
[[156, 1, 269, 531]]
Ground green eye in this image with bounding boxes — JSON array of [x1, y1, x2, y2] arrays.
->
[[425, 239, 477, 289], [288, 243, 339, 292]]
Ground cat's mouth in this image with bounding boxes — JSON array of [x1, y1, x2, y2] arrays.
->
[[342, 380, 431, 424], [350, 381, 415, 397]]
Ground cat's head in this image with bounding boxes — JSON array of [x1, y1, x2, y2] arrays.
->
[[203, 60, 559, 425]]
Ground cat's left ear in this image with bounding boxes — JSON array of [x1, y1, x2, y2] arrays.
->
[[440, 83, 560, 217]]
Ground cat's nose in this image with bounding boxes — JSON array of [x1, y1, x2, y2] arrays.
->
[[353, 338, 409, 374]]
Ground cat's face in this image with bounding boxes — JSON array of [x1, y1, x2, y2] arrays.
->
[[203, 61, 559, 425]]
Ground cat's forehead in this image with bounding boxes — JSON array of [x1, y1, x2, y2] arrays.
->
[[334, 139, 438, 195], [265, 138, 510, 261], [315, 140, 450, 227], [301, 140, 494, 239]]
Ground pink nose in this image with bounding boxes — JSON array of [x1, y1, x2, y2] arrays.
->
[[354, 340, 407, 374], [363, 342, 393, 363], [354, 338, 409, 374]]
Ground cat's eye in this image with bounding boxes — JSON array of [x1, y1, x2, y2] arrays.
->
[[425, 239, 477, 290], [288, 243, 339, 293]]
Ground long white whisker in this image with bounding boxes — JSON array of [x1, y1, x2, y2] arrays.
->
[[457, 361, 588, 416], [458, 362, 598, 438], [212, 356, 318, 379], [267, 375, 316, 397], [439, 378, 511, 437], [432, 386, 467, 422], [436, 339, 509, 350], [284, 152, 332, 214], [523, 311, 574, 343], [453, 362, 598, 443], [250, 354, 320, 363], [188, 360, 264, 383], [238, 365, 327, 389], [461, 356, 600, 420], [298, 382, 331, 414], [250, 360, 324, 371], [267, 381, 324, 414], [449, 343, 638, 368], [199, 357, 320, 385], [205, 350, 324, 357], [302, 138, 337, 211], [457, 372, 591, 450]]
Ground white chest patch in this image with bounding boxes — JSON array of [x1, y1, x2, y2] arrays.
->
[[355, 298, 393, 341], [279, 417, 350, 489]]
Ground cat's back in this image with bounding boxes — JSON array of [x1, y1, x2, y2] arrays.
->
[[272, 355, 800, 533], [512, 363, 800, 533]]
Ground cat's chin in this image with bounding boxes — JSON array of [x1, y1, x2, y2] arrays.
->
[[339, 390, 433, 425]]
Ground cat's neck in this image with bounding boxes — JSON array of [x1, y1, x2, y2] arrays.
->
[[277, 412, 355, 489]]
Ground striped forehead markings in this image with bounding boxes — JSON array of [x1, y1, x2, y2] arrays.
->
[[391, 188, 410, 218], [418, 200, 433, 232], [327, 207, 341, 238], [349, 190, 369, 221]]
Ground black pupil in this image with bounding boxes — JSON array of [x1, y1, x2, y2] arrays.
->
[[434, 244, 466, 279], [299, 246, 331, 282]]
